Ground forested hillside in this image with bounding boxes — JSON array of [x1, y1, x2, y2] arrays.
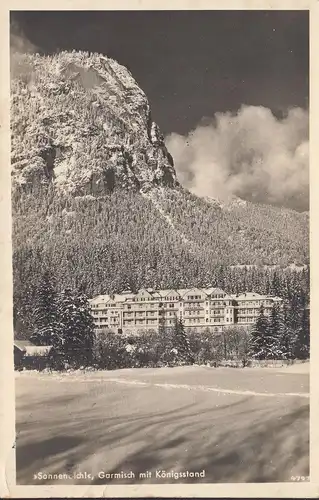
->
[[13, 184, 309, 333], [11, 50, 309, 336]]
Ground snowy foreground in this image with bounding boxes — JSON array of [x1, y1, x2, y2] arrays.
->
[[15, 364, 309, 484]]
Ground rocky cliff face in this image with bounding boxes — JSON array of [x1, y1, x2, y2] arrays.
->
[[11, 50, 178, 195]]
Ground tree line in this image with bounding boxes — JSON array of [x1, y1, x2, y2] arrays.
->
[[249, 301, 309, 360], [24, 270, 95, 367]]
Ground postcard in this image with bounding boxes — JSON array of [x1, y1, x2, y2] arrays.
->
[[0, 1, 318, 498]]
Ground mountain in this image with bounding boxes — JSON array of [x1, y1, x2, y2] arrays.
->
[[11, 51, 177, 195], [11, 51, 309, 332]]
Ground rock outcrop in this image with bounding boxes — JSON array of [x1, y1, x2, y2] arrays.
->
[[11, 50, 178, 195]]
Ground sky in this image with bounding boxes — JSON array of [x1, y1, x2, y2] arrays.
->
[[10, 11, 309, 210]]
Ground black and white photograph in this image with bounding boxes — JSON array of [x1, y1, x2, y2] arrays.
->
[[3, 3, 314, 495]]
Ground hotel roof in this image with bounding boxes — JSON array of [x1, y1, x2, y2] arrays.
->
[[229, 292, 276, 300], [90, 289, 278, 304]]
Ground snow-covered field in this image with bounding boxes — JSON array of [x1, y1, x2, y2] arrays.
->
[[273, 361, 310, 374], [15, 365, 309, 485]]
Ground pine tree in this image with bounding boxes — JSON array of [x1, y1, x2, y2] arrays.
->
[[56, 288, 76, 357], [73, 288, 95, 365], [286, 291, 309, 360], [30, 269, 61, 346], [279, 301, 294, 360], [172, 317, 194, 365], [248, 305, 271, 360], [57, 288, 95, 365], [268, 302, 290, 359], [270, 272, 282, 297], [292, 299, 310, 360]]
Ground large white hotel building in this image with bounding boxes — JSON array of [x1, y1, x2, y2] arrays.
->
[[89, 287, 282, 335]]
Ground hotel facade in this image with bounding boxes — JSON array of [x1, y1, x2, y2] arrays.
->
[[89, 287, 282, 335]]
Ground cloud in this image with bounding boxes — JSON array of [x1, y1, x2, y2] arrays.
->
[[166, 105, 309, 211]]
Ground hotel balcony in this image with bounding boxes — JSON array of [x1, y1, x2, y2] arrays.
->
[[183, 305, 205, 310]]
